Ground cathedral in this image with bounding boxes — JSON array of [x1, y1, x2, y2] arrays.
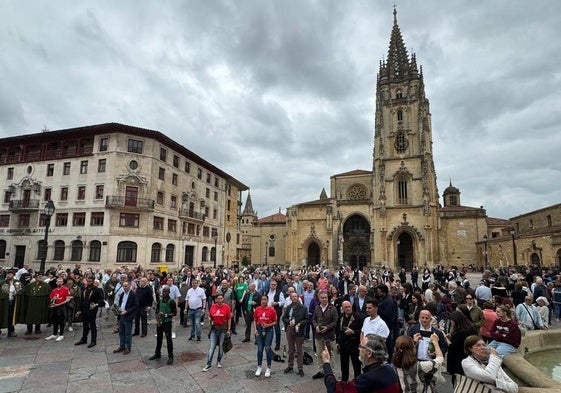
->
[[241, 9, 561, 270]]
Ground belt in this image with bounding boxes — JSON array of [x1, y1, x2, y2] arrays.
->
[[190, 307, 202, 310]]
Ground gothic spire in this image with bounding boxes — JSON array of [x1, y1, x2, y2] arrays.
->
[[386, 7, 410, 80], [319, 188, 328, 199], [242, 192, 256, 215]]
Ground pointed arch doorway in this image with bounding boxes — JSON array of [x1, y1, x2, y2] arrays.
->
[[307, 242, 320, 266], [397, 232, 414, 271], [342, 214, 371, 270]]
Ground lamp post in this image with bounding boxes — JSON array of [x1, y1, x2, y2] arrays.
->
[[483, 234, 489, 271], [212, 232, 218, 268], [40, 200, 55, 273], [509, 228, 518, 266]]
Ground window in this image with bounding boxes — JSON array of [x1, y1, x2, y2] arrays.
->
[[89, 240, 101, 262], [73, 212, 86, 226], [173, 155, 179, 168], [18, 214, 30, 228], [0, 215, 10, 227], [168, 219, 176, 232], [128, 139, 143, 153], [63, 162, 71, 175], [99, 137, 108, 151], [120, 213, 139, 227], [396, 89, 403, 99], [71, 240, 83, 261], [56, 213, 68, 226], [91, 212, 104, 226], [153, 216, 164, 230], [548, 215, 552, 227], [170, 195, 177, 209], [206, 173, 211, 183], [187, 223, 196, 235], [44, 188, 51, 201], [159, 167, 165, 181], [47, 164, 54, 176], [54, 240, 65, 261], [129, 160, 138, 170], [214, 177, 219, 187], [117, 241, 137, 263], [185, 162, 190, 173], [7, 167, 14, 180], [80, 160, 88, 174], [398, 178, 408, 205], [156, 192, 164, 205], [214, 191, 218, 201], [397, 109, 403, 122], [95, 185, 104, 199], [37, 240, 46, 260], [269, 245, 275, 257], [3, 191, 10, 204], [202, 246, 208, 261], [125, 186, 138, 206], [213, 209, 217, 220], [202, 226, 210, 237], [60, 187, 68, 201], [172, 173, 178, 186], [151, 243, 161, 262], [197, 168, 202, 179], [98, 159, 106, 172], [204, 206, 209, 217], [227, 200, 231, 210], [77, 186, 86, 200], [165, 244, 175, 262], [0, 239, 6, 259], [206, 188, 210, 198], [210, 247, 216, 262], [160, 147, 167, 161]]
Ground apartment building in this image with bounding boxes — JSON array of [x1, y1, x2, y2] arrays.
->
[[0, 123, 248, 271]]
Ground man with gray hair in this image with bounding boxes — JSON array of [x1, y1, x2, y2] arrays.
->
[[322, 334, 401, 392]]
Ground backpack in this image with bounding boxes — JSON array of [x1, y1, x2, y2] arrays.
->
[[303, 351, 314, 365]]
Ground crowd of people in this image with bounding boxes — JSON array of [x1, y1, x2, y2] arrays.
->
[[1, 261, 558, 392]]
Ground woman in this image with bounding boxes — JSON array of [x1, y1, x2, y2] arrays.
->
[[480, 301, 497, 342], [421, 269, 432, 291], [329, 285, 343, 316], [445, 311, 478, 385], [254, 294, 277, 378], [203, 294, 231, 371], [536, 296, 550, 328], [487, 305, 521, 358], [461, 335, 518, 393], [408, 293, 424, 323]]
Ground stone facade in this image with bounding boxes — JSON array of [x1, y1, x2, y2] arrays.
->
[[0, 123, 247, 271]]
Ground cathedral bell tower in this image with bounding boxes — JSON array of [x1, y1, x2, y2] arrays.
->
[[372, 8, 441, 269]]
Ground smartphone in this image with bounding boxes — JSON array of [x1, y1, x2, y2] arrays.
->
[[420, 330, 432, 338]]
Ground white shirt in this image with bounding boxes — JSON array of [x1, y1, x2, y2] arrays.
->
[[361, 315, 389, 338], [185, 287, 206, 309]]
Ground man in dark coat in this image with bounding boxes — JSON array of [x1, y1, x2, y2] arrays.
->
[[0, 269, 23, 337], [134, 277, 154, 337], [21, 272, 51, 334], [335, 300, 363, 382], [74, 274, 105, 348]]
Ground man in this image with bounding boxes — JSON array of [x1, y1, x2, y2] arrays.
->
[[407, 309, 448, 361], [265, 279, 284, 351], [113, 280, 137, 355], [312, 290, 338, 380], [162, 277, 180, 339], [75, 274, 104, 348], [0, 269, 23, 337], [516, 295, 546, 330], [282, 291, 308, 376], [335, 300, 363, 382], [178, 278, 189, 327], [360, 299, 389, 340], [302, 280, 315, 340], [14, 263, 29, 280], [149, 286, 177, 364], [465, 294, 484, 329], [45, 277, 72, 342], [134, 277, 153, 337], [241, 282, 259, 342], [185, 279, 206, 341], [376, 284, 398, 358], [322, 333, 401, 393], [65, 276, 81, 332], [21, 272, 51, 335], [217, 279, 237, 335], [352, 285, 371, 317], [475, 279, 492, 308]]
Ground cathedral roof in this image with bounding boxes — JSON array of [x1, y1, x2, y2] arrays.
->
[[256, 212, 286, 224], [242, 192, 256, 215], [331, 169, 372, 178], [296, 197, 334, 207], [443, 180, 460, 195]]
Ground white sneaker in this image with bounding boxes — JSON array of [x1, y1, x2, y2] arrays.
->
[[200, 322, 204, 326], [56, 335, 64, 342], [255, 366, 262, 376], [68, 326, 74, 332], [217, 363, 222, 368], [45, 334, 57, 341], [203, 365, 212, 372], [172, 332, 176, 339], [265, 368, 271, 378]]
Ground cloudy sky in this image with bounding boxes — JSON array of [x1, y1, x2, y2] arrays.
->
[[1, 1, 560, 220]]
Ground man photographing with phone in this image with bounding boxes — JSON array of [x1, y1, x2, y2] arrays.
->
[[322, 334, 401, 393]]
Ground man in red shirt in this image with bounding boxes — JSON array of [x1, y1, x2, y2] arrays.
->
[[45, 277, 72, 342], [253, 295, 277, 378]]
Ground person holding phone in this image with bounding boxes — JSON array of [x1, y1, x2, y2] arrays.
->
[[407, 309, 448, 361], [312, 290, 339, 380]]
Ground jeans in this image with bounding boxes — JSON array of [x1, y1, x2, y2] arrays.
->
[[487, 340, 517, 358], [119, 315, 134, 349], [207, 327, 226, 366], [256, 326, 273, 367], [188, 308, 202, 339]]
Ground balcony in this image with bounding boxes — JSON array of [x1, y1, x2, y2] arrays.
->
[[9, 199, 40, 211], [105, 196, 154, 210], [179, 209, 206, 222]]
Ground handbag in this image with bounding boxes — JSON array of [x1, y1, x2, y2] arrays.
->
[[453, 374, 492, 393], [223, 335, 233, 353]]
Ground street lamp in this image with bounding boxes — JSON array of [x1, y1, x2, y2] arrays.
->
[[212, 231, 218, 268], [509, 228, 518, 266], [40, 200, 55, 273], [483, 234, 489, 271]]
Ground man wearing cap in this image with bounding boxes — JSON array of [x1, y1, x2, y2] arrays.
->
[[322, 333, 401, 392], [21, 272, 51, 335]]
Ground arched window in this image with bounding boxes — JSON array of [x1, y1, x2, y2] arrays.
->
[[71, 240, 83, 261], [269, 246, 275, 257], [37, 240, 46, 260], [397, 175, 408, 205], [151, 243, 161, 262], [210, 247, 216, 262], [89, 240, 101, 262], [165, 244, 175, 262], [397, 109, 403, 121], [396, 89, 403, 99], [117, 241, 137, 263], [202, 246, 208, 261], [0, 239, 6, 259], [54, 240, 65, 261]]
